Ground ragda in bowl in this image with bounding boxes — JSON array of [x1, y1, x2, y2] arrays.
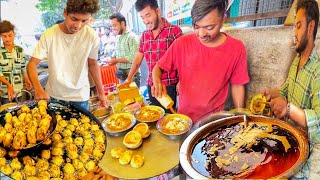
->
[[135, 106, 165, 123], [157, 114, 192, 136], [102, 113, 136, 133]]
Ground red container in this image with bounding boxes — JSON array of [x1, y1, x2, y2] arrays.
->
[[104, 83, 117, 95], [100, 65, 119, 85]]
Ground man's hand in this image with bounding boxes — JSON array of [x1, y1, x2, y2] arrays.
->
[[119, 79, 132, 89], [270, 97, 287, 119], [98, 93, 108, 107], [34, 88, 50, 100], [7, 85, 15, 101], [107, 58, 117, 66], [151, 81, 167, 98], [262, 88, 272, 101], [23, 73, 32, 90], [24, 79, 32, 90]]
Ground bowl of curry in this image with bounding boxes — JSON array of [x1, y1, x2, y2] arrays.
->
[[102, 113, 136, 134], [180, 115, 309, 179], [134, 106, 165, 123], [156, 114, 192, 137]]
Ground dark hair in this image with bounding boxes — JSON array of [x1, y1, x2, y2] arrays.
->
[[191, 0, 227, 26], [66, 0, 100, 15], [109, 13, 126, 26], [296, 0, 319, 40], [135, 0, 158, 12], [0, 20, 15, 34], [55, 20, 64, 24]]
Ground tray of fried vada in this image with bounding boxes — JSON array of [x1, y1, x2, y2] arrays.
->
[[0, 100, 57, 153], [0, 99, 107, 179]]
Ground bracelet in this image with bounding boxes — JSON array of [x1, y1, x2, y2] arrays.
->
[[284, 102, 290, 120]]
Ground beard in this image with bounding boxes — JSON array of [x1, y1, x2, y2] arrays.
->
[[152, 13, 160, 30], [296, 31, 308, 54], [119, 27, 124, 35]]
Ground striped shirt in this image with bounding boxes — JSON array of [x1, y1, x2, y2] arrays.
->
[[115, 31, 139, 69], [280, 48, 320, 178], [0, 44, 26, 98], [138, 18, 182, 86]]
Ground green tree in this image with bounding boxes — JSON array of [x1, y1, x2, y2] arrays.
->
[[36, 0, 113, 28]]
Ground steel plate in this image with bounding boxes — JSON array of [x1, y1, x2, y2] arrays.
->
[[99, 124, 180, 179]]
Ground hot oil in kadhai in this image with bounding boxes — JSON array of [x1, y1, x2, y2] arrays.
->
[[191, 121, 300, 178]]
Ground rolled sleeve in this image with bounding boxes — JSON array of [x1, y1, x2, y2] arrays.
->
[[32, 33, 48, 60], [229, 43, 250, 85], [138, 33, 145, 54], [88, 35, 99, 60]]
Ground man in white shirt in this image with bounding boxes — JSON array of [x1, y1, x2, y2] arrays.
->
[[27, 0, 107, 109]]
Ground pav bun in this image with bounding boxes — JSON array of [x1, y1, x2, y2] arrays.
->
[[130, 154, 144, 168], [133, 123, 150, 138], [123, 130, 143, 149], [110, 147, 125, 158], [119, 150, 133, 165]]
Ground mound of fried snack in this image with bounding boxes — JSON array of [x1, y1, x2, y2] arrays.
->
[[0, 106, 106, 179], [110, 147, 144, 168], [0, 100, 51, 150]]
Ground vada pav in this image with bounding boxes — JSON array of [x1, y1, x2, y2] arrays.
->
[[130, 154, 144, 168]]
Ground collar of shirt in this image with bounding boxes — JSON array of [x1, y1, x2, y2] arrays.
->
[[0, 43, 17, 51], [118, 30, 130, 39], [297, 47, 319, 67]]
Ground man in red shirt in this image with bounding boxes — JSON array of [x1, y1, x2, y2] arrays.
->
[[121, 0, 182, 110], [152, 0, 250, 123]]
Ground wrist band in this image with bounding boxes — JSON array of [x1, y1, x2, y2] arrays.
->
[[284, 102, 290, 120]]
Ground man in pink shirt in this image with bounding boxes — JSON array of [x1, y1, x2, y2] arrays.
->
[[152, 0, 250, 123]]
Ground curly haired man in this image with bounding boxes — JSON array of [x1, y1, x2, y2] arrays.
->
[[27, 0, 107, 109]]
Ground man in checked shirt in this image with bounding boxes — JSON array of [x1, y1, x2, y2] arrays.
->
[[121, 0, 182, 111], [264, 0, 320, 179], [108, 13, 141, 87]]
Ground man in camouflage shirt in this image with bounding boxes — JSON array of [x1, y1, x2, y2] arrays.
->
[[0, 20, 32, 104]]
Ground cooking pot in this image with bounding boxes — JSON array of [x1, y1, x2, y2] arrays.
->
[[180, 114, 309, 179]]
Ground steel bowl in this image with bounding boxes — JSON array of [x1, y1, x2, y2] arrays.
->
[[102, 112, 136, 136], [156, 114, 193, 139]]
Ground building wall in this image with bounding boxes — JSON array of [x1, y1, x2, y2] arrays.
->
[[119, 0, 134, 30], [225, 25, 320, 108]]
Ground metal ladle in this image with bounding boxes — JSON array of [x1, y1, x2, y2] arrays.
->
[[243, 114, 248, 128]]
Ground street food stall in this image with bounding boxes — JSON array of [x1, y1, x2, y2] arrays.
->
[[0, 87, 310, 179]]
